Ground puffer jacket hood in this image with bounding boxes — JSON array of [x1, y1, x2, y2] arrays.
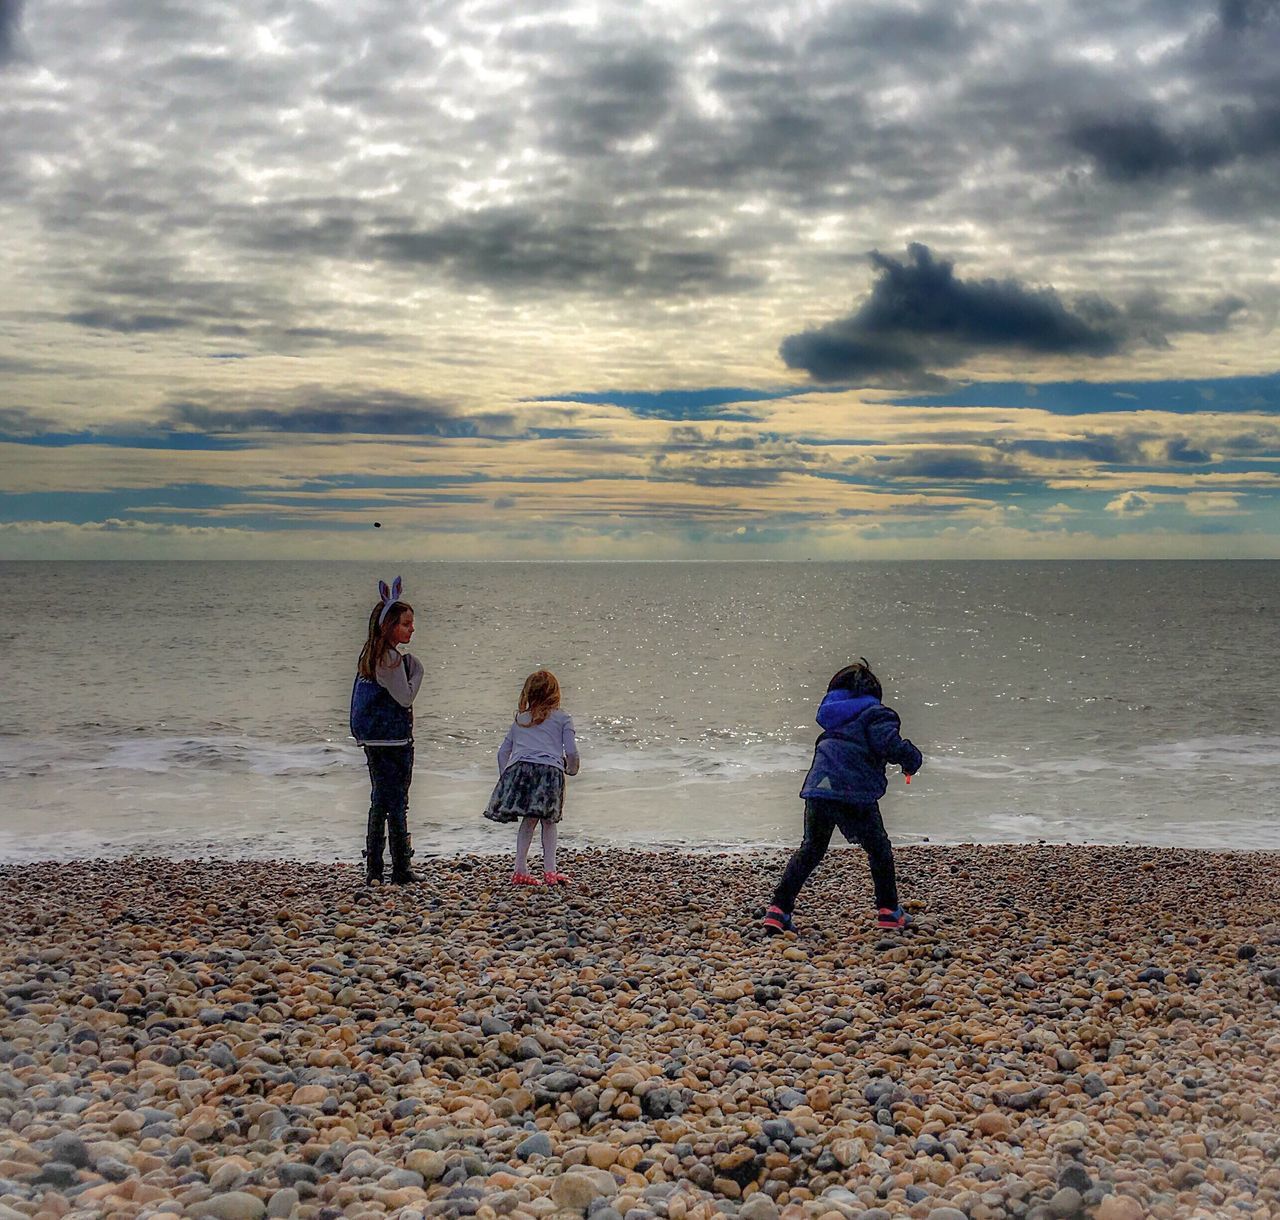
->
[[815, 691, 880, 730], [801, 693, 922, 805]]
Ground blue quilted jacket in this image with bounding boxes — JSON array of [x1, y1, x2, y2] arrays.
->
[[349, 675, 413, 746], [800, 691, 922, 804]]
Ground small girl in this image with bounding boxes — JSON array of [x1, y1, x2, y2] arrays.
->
[[349, 576, 423, 885], [484, 669, 580, 886], [763, 659, 921, 934]]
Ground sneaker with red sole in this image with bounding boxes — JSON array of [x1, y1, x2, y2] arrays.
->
[[876, 906, 912, 930], [511, 872, 543, 886], [543, 871, 572, 886]]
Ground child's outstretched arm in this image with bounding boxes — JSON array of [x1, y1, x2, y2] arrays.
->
[[563, 717, 580, 776], [867, 707, 923, 776]]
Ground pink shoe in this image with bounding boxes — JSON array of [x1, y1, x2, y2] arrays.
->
[[512, 872, 543, 886], [543, 871, 572, 886]]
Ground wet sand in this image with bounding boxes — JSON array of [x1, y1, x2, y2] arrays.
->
[[1, 846, 1278, 1220]]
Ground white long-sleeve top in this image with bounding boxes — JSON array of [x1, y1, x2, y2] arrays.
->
[[497, 708, 580, 776], [375, 649, 423, 708]]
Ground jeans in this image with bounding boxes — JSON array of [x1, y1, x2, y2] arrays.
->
[[771, 797, 899, 913]]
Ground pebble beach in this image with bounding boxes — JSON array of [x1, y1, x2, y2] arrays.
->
[[2, 846, 1278, 1220]]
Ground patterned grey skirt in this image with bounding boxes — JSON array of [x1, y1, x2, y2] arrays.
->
[[484, 761, 566, 824]]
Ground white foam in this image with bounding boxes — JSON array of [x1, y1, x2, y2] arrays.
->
[[931, 735, 1280, 780]]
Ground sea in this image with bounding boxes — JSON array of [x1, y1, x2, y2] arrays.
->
[[1, 561, 1277, 863]]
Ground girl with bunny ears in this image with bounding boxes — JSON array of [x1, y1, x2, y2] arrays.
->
[[349, 577, 423, 885]]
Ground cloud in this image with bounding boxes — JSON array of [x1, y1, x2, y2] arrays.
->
[[158, 390, 514, 437], [1185, 492, 1242, 515], [375, 207, 755, 297], [0, 407, 55, 436], [874, 447, 1033, 482], [649, 426, 816, 486], [4, 0, 1280, 560], [1216, 0, 1278, 33], [64, 309, 191, 333], [0, 0, 24, 66], [1105, 491, 1155, 516], [995, 432, 1215, 466], [539, 45, 678, 157], [780, 245, 1247, 386], [1067, 107, 1280, 182]]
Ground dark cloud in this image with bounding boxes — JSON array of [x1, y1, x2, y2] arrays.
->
[[780, 245, 1246, 386], [0, 406, 53, 435], [242, 214, 360, 258], [994, 437, 1140, 465], [993, 434, 1213, 465], [1067, 113, 1227, 181], [873, 449, 1032, 482], [0, 0, 24, 66], [159, 390, 515, 437], [375, 207, 754, 297], [65, 309, 191, 333], [1217, 0, 1280, 33], [1065, 1, 1280, 186], [1068, 106, 1280, 181], [541, 46, 678, 156]]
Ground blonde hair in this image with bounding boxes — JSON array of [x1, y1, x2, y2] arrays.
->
[[357, 600, 412, 681], [518, 670, 561, 726]]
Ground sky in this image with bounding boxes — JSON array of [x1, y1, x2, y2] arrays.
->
[[1, 0, 1279, 560]]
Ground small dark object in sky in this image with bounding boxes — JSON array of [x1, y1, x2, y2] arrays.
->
[[374, 521, 382, 528]]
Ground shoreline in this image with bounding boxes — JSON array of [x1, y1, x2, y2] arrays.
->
[[2, 845, 1278, 1220]]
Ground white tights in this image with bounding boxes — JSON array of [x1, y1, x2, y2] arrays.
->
[[514, 816, 557, 875]]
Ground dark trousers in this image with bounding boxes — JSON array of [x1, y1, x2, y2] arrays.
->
[[771, 797, 899, 913], [364, 745, 414, 877]]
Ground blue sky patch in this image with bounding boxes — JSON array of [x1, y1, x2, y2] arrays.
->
[[0, 431, 250, 450]]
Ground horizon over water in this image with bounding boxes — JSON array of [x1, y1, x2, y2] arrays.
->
[[1, 559, 1277, 863]]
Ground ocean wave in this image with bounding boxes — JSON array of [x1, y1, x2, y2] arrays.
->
[[2, 731, 1279, 786], [0, 732, 815, 782], [0, 734, 353, 779], [930, 735, 1280, 779]]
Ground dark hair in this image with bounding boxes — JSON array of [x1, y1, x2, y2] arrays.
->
[[357, 601, 412, 681], [827, 659, 882, 700]]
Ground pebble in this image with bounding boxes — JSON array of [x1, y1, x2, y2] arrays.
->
[[516, 1132, 554, 1160], [188, 1192, 266, 1220], [0, 848, 1276, 1219]]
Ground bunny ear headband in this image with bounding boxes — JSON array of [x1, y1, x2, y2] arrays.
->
[[377, 575, 403, 625]]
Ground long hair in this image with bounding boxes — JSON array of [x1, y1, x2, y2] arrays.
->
[[827, 658, 882, 701], [357, 600, 412, 681], [517, 669, 561, 726]]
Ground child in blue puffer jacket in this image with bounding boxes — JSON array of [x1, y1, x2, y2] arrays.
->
[[763, 659, 921, 935]]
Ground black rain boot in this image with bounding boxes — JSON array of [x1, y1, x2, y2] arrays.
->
[[363, 811, 386, 885], [388, 814, 418, 885]]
